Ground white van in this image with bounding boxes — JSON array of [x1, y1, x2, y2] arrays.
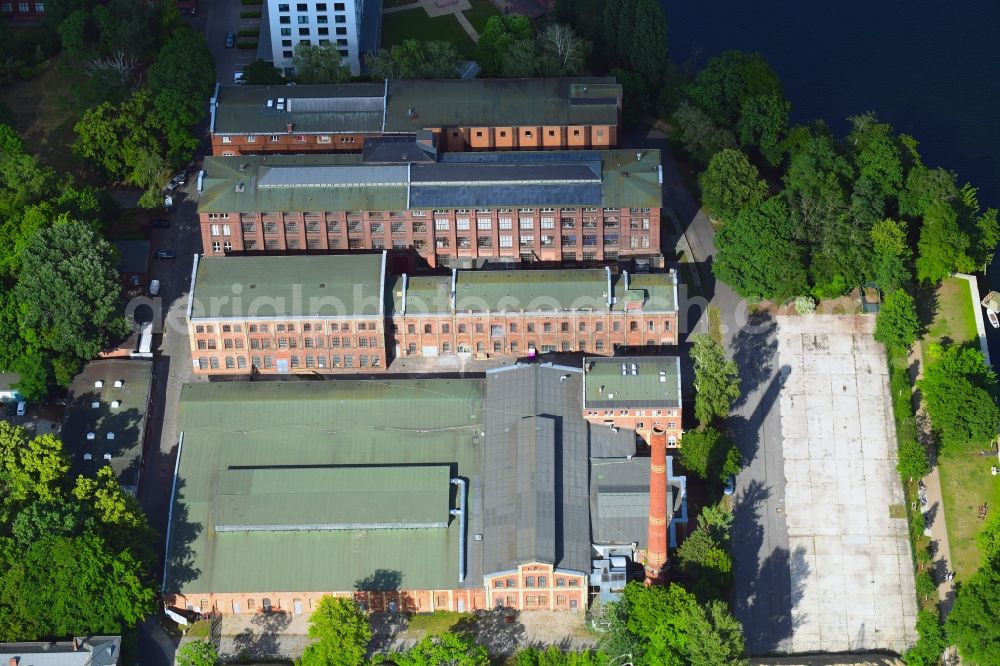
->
[[149, 279, 161, 296], [16, 401, 26, 416]]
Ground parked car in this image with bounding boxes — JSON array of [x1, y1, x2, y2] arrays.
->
[[149, 279, 161, 296], [989, 310, 1000, 329], [155, 250, 177, 259], [16, 401, 26, 416], [225, 32, 235, 48], [234, 71, 246, 85], [151, 218, 170, 228], [167, 172, 186, 190], [723, 475, 735, 496]]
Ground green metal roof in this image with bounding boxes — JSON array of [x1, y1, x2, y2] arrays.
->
[[190, 253, 385, 320], [455, 269, 611, 312], [583, 356, 682, 409], [211, 78, 621, 136], [197, 148, 660, 214], [611, 272, 677, 313], [166, 379, 484, 595], [213, 466, 451, 532], [390, 275, 451, 315], [383, 78, 621, 131]]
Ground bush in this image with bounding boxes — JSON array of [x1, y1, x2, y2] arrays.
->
[[236, 41, 259, 49], [915, 570, 936, 599], [793, 295, 816, 314], [240, 0, 261, 5], [904, 609, 946, 666], [237, 28, 259, 37], [239, 10, 261, 18], [897, 437, 931, 482]]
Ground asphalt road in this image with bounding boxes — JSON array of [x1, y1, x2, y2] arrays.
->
[[626, 128, 794, 654], [135, 181, 204, 665], [187, 0, 255, 86]]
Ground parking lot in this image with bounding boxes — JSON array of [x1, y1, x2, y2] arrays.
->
[[776, 315, 918, 653]]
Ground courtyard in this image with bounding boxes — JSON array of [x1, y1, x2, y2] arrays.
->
[[775, 314, 918, 653]]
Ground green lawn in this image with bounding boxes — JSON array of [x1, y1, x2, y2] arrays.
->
[[380, 8, 476, 58], [383, 0, 418, 7], [938, 447, 1000, 579], [185, 620, 211, 638], [923, 276, 977, 349], [405, 611, 468, 636], [918, 275, 995, 579], [462, 0, 500, 33]]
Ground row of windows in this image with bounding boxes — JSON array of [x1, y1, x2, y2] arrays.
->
[[196, 354, 382, 370], [493, 576, 580, 588], [194, 322, 376, 334], [210, 208, 649, 222], [405, 338, 668, 355], [277, 1, 346, 11], [1, 2, 42, 11], [282, 46, 349, 58], [248, 336, 380, 350], [278, 13, 347, 24], [404, 320, 671, 335]]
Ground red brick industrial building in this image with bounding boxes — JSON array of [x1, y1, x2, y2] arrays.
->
[[209, 78, 622, 156], [185, 253, 678, 376], [196, 147, 662, 267]]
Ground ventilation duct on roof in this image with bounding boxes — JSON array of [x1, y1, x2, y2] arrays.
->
[[114, 379, 124, 388]]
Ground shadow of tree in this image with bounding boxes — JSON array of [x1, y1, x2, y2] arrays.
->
[[730, 311, 778, 411], [356, 569, 404, 592], [230, 611, 293, 659], [452, 608, 526, 657]]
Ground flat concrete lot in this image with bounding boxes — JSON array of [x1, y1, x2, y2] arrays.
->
[[776, 315, 917, 653]]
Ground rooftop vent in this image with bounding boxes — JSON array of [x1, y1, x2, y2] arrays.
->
[[249, 284, 256, 289], [94, 380, 104, 388], [266, 99, 274, 108], [103, 453, 112, 460], [86, 432, 96, 440], [106, 432, 115, 440], [621, 364, 627, 376], [83, 453, 92, 461], [474, 533, 483, 541], [286, 122, 294, 133], [406, 107, 417, 119], [235, 183, 246, 193], [560, 374, 570, 382], [91, 401, 100, 409], [111, 400, 121, 409], [636, 151, 643, 161], [239, 163, 249, 171], [114, 379, 124, 388], [319, 283, 326, 288]]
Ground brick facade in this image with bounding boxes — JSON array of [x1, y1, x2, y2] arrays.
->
[[200, 206, 661, 267], [483, 563, 588, 612]]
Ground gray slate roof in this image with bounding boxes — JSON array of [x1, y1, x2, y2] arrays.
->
[[0, 636, 121, 666], [482, 364, 591, 576]]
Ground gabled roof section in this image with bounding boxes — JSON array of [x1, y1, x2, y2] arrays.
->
[[455, 269, 610, 313], [482, 364, 591, 575], [213, 83, 386, 134]]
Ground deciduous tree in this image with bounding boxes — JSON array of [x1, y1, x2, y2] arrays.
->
[[475, 15, 534, 77], [293, 42, 351, 84], [16, 221, 130, 362], [0, 423, 69, 521], [677, 427, 740, 484], [390, 632, 488, 666], [847, 112, 903, 199], [874, 289, 919, 350], [946, 567, 1000, 665], [869, 218, 912, 293], [299, 596, 372, 666], [537, 23, 587, 76], [713, 195, 808, 302], [916, 199, 974, 283], [896, 438, 931, 483], [365, 40, 461, 80], [674, 100, 736, 165], [690, 334, 740, 426], [919, 345, 1000, 450], [601, 0, 667, 91], [176, 639, 219, 666], [904, 610, 946, 666], [698, 148, 769, 224], [244, 58, 285, 85], [684, 51, 782, 128], [737, 94, 789, 166]]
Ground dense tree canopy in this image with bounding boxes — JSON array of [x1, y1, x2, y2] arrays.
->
[[299, 596, 372, 666], [737, 94, 790, 166], [601, 0, 667, 92], [365, 39, 461, 80], [699, 149, 769, 224], [475, 15, 534, 77], [919, 345, 1000, 450], [176, 639, 219, 666], [684, 51, 782, 128], [293, 42, 351, 84], [678, 427, 740, 485], [714, 196, 809, 301], [389, 632, 488, 666], [0, 423, 156, 641], [874, 289, 920, 350], [946, 567, 1000, 665], [244, 58, 285, 85], [16, 221, 130, 361], [599, 583, 747, 666]]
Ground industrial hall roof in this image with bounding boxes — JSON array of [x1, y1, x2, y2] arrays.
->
[[196, 148, 662, 213], [481, 364, 593, 576], [165, 379, 486, 596], [210, 77, 622, 135], [583, 356, 682, 410], [188, 253, 387, 320], [388, 268, 678, 316]]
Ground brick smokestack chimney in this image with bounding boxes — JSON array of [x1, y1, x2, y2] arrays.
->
[[644, 426, 668, 585]]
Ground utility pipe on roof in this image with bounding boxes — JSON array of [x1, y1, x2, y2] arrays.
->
[[381, 79, 388, 134], [161, 432, 184, 592], [450, 477, 467, 583], [401, 273, 408, 316], [605, 266, 613, 309], [450, 269, 457, 313]]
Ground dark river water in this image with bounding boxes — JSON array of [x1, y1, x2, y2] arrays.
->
[[662, 0, 1000, 208]]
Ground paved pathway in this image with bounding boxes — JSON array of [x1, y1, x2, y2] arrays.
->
[[383, 0, 481, 42], [908, 345, 957, 614]]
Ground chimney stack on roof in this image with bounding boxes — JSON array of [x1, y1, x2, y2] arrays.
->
[[286, 122, 294, 133]]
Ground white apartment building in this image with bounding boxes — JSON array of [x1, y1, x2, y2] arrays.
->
[[266, 0, 379, 76]]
